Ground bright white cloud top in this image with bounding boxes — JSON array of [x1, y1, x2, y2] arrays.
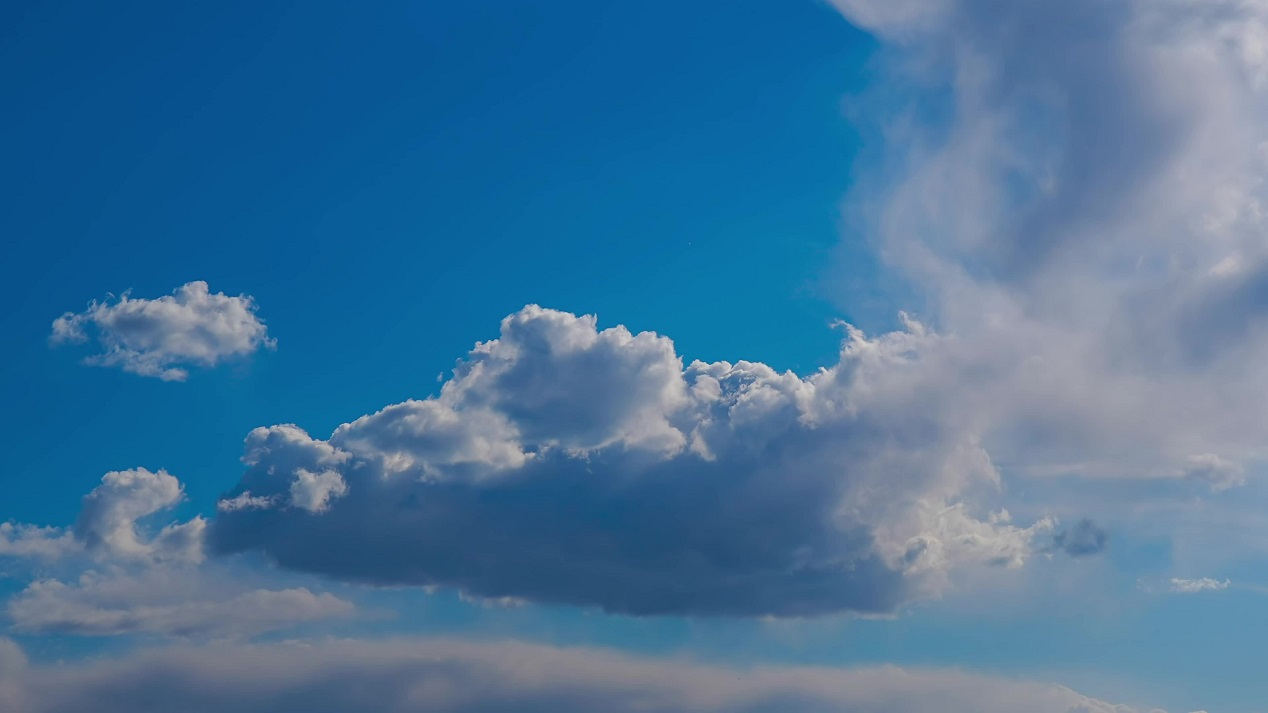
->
[[50, 281, 274, 381]]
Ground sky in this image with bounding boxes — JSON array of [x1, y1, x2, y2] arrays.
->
[[2, 0, 1267, 711]]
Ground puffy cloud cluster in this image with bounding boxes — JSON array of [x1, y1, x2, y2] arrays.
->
[[0, 636, 1167, 713], [211, 306, 1082, 617], [0, 469, 352, 639], [0, 524, 75, 561], [51, 281, 274, 381], [74, 468, 205, 563], [826, 0, 1268, 483], [2, 468, 203, 565]]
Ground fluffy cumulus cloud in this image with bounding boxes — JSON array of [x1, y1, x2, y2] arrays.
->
[[1, 468, 204, 565], [50, 281, 274, 381], [0, 524, 75, 561], [824, 0, 1268, 482], [74, 468, 205, 563], [0, 470, 352, 639], [211, 306, 1084, 617], [0, 637, 1167, 713]]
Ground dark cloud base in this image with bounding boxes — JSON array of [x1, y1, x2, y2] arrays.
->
[[211, 448, 909, 617]]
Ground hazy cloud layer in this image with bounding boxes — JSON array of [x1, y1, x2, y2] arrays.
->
[[0, 636, 1166, 713], [6, 570, 352, 638], [827, 0, 1268, 481], [51, 281, 274, 381], [212, 306, 1084, 617]]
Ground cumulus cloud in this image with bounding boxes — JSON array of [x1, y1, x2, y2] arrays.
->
[[1, 468, 203, 565], [0, 470, 352, 639], [211, 306, 1087, 617], [822, 0, 1268, 483], [74, 468, 204, 563], [1169, 577, 1230, 594], [0, 524, 76, 561], [0, 636, 1167, 713], [51, 281, 274, 381], [288, 469, 348, 513]]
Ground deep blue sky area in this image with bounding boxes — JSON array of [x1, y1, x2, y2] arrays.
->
[[1, 0, 877, 520]]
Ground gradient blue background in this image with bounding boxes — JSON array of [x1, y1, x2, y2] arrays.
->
[[0, 3, 1253, 712]]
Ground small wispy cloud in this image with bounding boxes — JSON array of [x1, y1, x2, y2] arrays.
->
[[1169, 577, 1230, 594]]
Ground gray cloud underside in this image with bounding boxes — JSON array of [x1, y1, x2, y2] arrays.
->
[[211, 306, 1066, 617], [0, 637, 1164, 713]]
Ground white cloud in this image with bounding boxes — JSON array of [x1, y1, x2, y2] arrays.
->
[[216, 491, 276, 512], [1181, 454, 1245, 493], [0, 524, 76, 561], [0, 636, 1168, 713], [6, 569, 352, 638], [1169, 577, 1230, 594], [73, 468, 204, 564], [1, 468, 203, 565], [289, 469, 348, 513], [51, 281, 274, 381], [211, 306, 1088, 617], [819, 0, 1268, 484], [0, 470, 352, 640]]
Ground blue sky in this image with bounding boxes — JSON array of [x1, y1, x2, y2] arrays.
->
[[3, 2, 1268, 712], [2, 0, 881, 517]]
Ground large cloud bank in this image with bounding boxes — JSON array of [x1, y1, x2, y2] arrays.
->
[[210, 0, 1268, 619], [0, 636, 1165, 713], [211, 306, 1071, 617], [51, 281, 274, 381]]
